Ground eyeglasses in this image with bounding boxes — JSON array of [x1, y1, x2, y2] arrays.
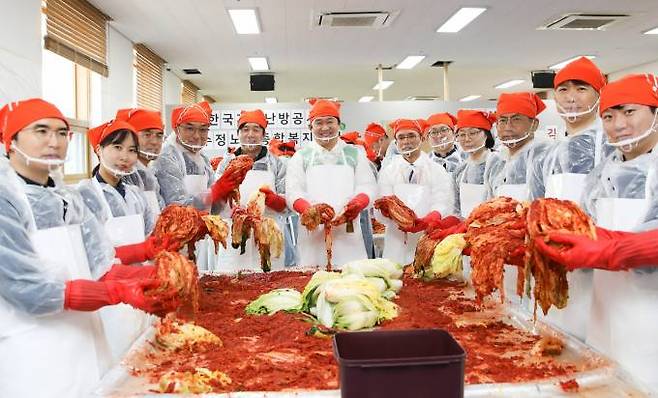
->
[[396, 132, 420, 141], [428, 127, 453, 137], [496, 115, 529, 127], [456, 130, 483, 140], [26, 126, 71, 141], [179, 124, 210, 136], [141, 130, 164, 140], [311, 118, 338, 128]]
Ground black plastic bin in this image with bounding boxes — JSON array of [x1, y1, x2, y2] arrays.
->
[[333, 328, 465, 398]]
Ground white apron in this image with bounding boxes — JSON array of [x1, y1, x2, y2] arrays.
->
[[382, 183, 431, 265], [545, 173, 588, 203], [495, 183, 529, 306], [183, 170, 212, 271], [459, 171, 486, 280], [214, 169, 285, 272], [539, 131, 604, 339], [0, 225, 112, 398], [459, 183, 486, 219], [545, 127, 603, 204], [588, 192, 658, 391], [299, 163, 367, 269], [541, 176, 594, 340], [92, 179, 149, 362], [495, 183, 528, 202]]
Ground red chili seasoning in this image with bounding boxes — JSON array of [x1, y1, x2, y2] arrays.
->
[[129, 272, 596, 393], [560, 379, 580, 393]]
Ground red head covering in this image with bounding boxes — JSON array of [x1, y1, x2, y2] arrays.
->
[[0, 104, 8, 142], [171, 101, 212, 130], [87, 120, 136, 149], [238, 109, 268, 130], [364, 122, 386, 146], [599, 74, 658, 115], [308, 98, 341, 122], [424, 113, 457, 132], [340, 131, 364, 146], [554, 57, 606, 92], [496, 92, 546, 118], [456, 110, 496, 131], [388, 119, 428, 137], [365, 122, 386, 137], [115, 108, 163, 133], [2, 98, 69, 152]]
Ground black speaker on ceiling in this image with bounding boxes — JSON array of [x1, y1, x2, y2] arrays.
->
[[531, 71, 556, 89], [250, 74, 275, 91]]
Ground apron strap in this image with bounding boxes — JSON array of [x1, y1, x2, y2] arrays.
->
[[594, 128, 604, 167], [91, 178, 115, 222]]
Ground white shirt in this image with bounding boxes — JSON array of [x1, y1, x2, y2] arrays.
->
[[378, 151, 455, 216]]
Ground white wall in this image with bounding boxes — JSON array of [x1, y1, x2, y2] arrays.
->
[[101, 26, 134, 120], [164, 70, 182, 110], [608, 59, 658, 81], [0, 0, 42, 103]]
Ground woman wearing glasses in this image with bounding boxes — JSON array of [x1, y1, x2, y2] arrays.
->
[[452, 110, 497, 218], [426, 112, 466, 175]]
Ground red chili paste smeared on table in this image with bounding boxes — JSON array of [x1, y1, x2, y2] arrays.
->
[[129, 272, 595, 393]]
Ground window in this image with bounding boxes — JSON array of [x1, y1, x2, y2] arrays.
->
[[42, 0, 110, 77], [41, 1, 105, 184], [134, 43, 164, 111], [181, 80, 199, 105]]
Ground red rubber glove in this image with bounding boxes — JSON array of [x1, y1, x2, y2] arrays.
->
[[428, 219, 466, 240], [536, 229, 658, 271], [341, 193, 370, 222], [400, 211, 442, 233], [99, 264, 156, 282], [595, 226, 632, 240], [259, 187, 287, 212], [606, 229, 658, 270], [421, 211, 442, 230], [114, 235, 176, 264], [64, 278, 179, 315], [208, 171, 242, 204], [293, 198, 311, 215]]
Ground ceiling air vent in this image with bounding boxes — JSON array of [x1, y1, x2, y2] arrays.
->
[[405, 96, 441, 101], [540, 13, 628, 31], [182, 68, 202, 75], [314, 11, 398, 29], [303, 96, 342, 103]]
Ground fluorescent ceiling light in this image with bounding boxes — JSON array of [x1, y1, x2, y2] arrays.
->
[[396, 55, 426, 70], [248, 57, 269, 71], [460, 95, 481, 102], [436, 7, 486, 33], [643, 26, 658, 35], [228, 9, 261, 34], [359, 96, 374, 102], [265, 97, 277, 104], [549, 55, 596, 70], [372, 81, 394, 90], [495, 79, 525, 89]]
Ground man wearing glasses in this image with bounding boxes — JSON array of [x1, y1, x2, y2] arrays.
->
[[152, 101, 216, 211], [484, 92, 552, 303]]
